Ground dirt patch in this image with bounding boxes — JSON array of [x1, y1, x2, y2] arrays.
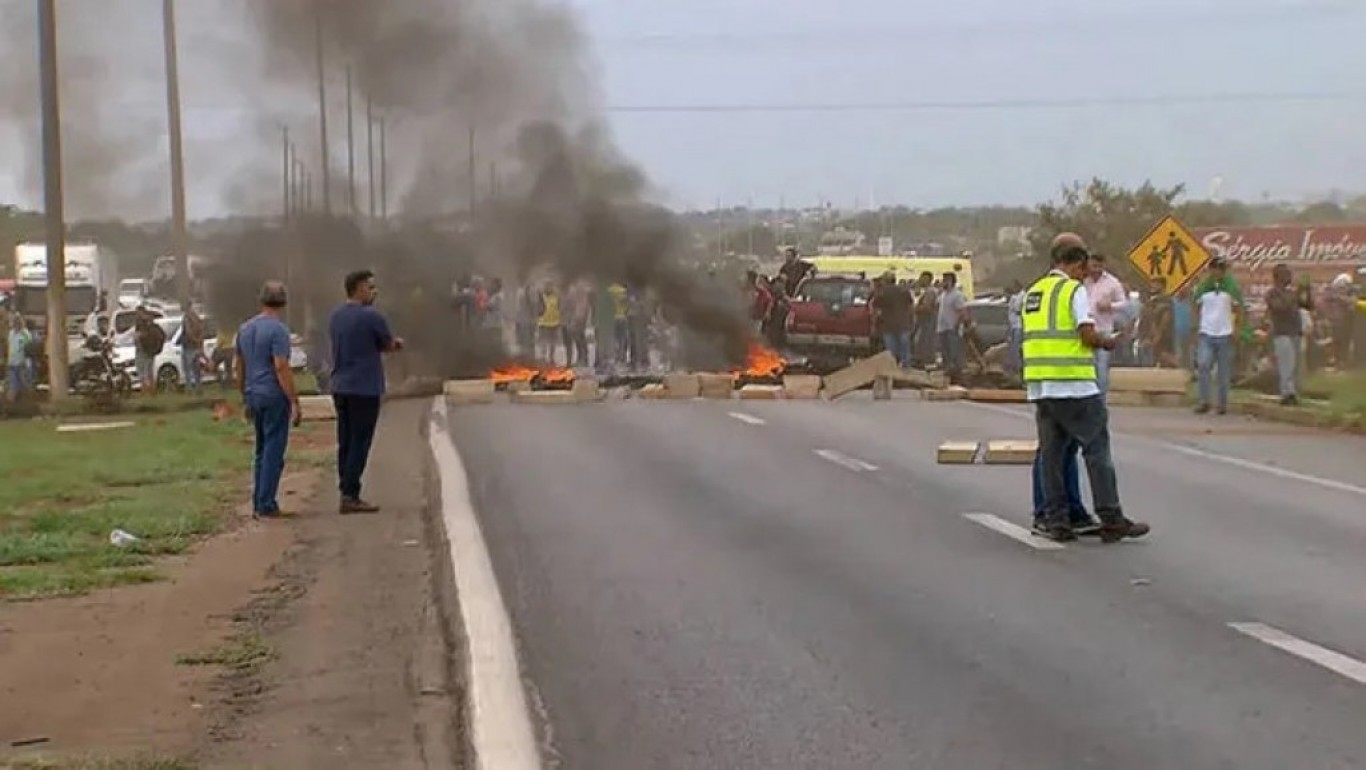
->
[[0, 470, 318, 764], [198, 399, 465, 769]]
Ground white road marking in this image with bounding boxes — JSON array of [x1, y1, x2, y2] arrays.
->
[[962, 512, 1066, 551], [962, 401, 1366, 498], [55, 421, 136, 433], [814, 448, 879, 472], [727, 411, 767, 425], [429, 398, 542, 770], [1229, 622, 1366, 685]]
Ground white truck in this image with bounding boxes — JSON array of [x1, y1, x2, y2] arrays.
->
[[13, 241, 120, 339]]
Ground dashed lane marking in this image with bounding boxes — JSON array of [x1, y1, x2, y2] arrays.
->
[[814, 449, 879, 472], [962, 401, 1366, 498], [962, 512, 1066, 551], [1228, 622, 1366, 685], [727, 412, 767, 425]]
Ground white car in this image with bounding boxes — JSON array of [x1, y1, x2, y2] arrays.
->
[[114, 316, 307, 391]]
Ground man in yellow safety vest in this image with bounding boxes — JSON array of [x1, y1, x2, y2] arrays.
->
[[1023, 233, 1151, 543]]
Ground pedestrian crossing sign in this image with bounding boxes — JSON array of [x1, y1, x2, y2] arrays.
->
[[1126, 215, 1211, 295]]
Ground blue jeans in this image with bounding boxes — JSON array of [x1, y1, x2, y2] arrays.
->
[[181, 345, 202, 390], [248, 392, 292, 514], [882, 330, 911, 367], [1032, 440, 1091, 523], [1005, 327, 1023, 376], [1035, 395, 1123, 525], [938, 330, 963, 378], [1197, 334, 1234, 408], [1272, 335, 1299, 398], [1094, 348, 1113, 394], [7, 363, 31, 398]]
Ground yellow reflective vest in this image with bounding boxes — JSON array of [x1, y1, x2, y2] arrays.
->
[[1022, 272, 1097, 383]]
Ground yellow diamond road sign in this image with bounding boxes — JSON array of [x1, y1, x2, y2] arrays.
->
[[1127, 215, 1211, 295]]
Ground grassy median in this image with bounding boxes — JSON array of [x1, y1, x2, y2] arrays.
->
[[0, 411, 246, 600], [0, 404, 330, 601]]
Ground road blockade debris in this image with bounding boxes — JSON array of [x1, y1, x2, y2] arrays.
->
[[937, 441, 982, 464], [663, 373, 701, 399], [782, 374, 822, 399], [822, 351, 899, 400], [967, 389, 1028, 403], [738, 384, 784, 400], [922, 386, 969, 402], [444, 379, 496, 405], [982, 440, 1038, 465]]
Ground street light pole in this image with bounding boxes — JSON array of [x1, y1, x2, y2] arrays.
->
[[366, 93, 375, 222], [346, 64, 356, 218], [37, 0, 69, 401], [162, 0, 190, 311], [379, 117, 387, 222], [313, 2, 331, 216]]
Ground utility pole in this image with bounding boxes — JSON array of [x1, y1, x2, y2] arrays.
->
[[282, 127, 292, 223], [467, 123, 477, 214], [346, 64, 356, 217], [366, 93, 375, 221], [379, 117, 388, 222], [37, 0, 68, 401], [313, 2, 331, 216], [162, 0, 190, 311]]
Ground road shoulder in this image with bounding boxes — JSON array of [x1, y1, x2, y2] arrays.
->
[[200, 398, 466, 770]]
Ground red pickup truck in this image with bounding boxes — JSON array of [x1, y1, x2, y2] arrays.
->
[[784, 274, 876, 365]]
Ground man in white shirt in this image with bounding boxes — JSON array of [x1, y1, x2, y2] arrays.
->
[[1192, 257, 1243, 414], [1083, 253, 1127, 393], [1023, 233, 1149, 543]]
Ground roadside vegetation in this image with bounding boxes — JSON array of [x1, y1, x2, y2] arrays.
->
[[0, 408, 329, 601], [0, 757, 195, 770]]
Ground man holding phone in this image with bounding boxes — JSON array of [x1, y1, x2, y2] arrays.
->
[[235, 281, 301, 520], [329, 269, 405, 514]]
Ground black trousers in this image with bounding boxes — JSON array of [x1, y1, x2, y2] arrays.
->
[[333, 394, 382, 500], [1035, 394, 1123, 526]]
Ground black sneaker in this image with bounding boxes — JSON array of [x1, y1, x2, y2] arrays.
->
[[1072, 520, 1102, 536], [1216, 405, 1227, 415], [340, 498, 381, 514], [1193, 404, 1210, 415], [1099, 518, 1151, 543], [1045, 524, 1077, 542]]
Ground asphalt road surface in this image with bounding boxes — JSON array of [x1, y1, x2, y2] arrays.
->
[[445, 393, 1366, 770]]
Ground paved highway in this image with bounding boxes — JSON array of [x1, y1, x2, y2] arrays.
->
[[444, 393, 1366, 770]]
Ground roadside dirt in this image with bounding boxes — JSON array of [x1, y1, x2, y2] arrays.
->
[[0, 470, 316, 762], [1, 398, 465, 769], [200, 398, 465, 770]]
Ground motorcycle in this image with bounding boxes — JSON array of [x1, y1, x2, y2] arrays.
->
[[70, 334, 133, 402]]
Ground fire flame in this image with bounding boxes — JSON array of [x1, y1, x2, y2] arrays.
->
[[489, 365, 539, 384], [488, 364, 577, 385], [734, 342, 786, 379]]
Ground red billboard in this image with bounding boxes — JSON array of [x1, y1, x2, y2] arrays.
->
[[1189, 225, 1366, 306]]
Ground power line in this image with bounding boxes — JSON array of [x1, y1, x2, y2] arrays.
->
[[606, 91, 1364, 114]]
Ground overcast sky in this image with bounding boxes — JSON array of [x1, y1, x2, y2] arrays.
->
[[1, 0, 1363, 219]]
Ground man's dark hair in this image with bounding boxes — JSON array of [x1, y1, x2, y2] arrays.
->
[[942, 271, 957, 286], [344, 270, 375, 297], [260, 280, 288, 309], [1090, 252, 1107, 263]]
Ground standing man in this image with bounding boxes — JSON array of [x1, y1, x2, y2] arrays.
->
[[1083, 253, 1127, 393], [1264, 264, 1313, 406], [911, 271, 938, 367], [1023, 233, 1149, 543], [536, 282, 562, 365], [936, 272, 967, 384], [777, 246, 812, 298], [871, 271, 913, 368], [235, 281, 300, 519], [6, 313, 33, 402], [181, 301, 205, 393], [1192, 257, 1243, 415], [1005, 279, 1025, 378], [330, 270, 404, 514], [133, 306, 166, 394]]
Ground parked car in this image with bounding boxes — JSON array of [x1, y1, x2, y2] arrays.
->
[[784, 274, 875, 366], [964, 298, 1011, 350]]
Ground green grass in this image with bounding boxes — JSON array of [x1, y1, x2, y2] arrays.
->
[[0, 411, 250, 600], [1305, 371, 1366, 418]]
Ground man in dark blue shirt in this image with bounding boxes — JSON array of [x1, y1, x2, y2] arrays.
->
[[329, 269, 404, 513], [235, 281, 300, 519]]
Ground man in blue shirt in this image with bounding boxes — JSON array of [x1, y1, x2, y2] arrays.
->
[[330, 270, 404, 513], [234, 281, 300, 519]]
